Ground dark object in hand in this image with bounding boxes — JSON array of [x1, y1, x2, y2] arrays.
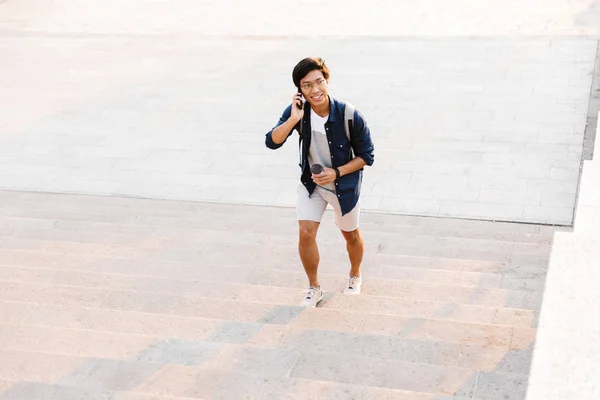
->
[[310, 164, 324, 175]]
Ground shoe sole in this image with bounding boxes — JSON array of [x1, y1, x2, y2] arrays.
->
[[301, 293, 324, 308], [313, 294, 324, 307]]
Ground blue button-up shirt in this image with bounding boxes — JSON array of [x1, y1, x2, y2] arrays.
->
[[265, 96, 375, 216]]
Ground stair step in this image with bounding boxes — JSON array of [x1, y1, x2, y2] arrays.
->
[[0, 239, 547, 277], [291, 350, 527, 397], [94, 292, 533, 349], [0, 249, 504, 290], [36, 215, 556, 244], [0, 380, 115, 400], [6, 302, 534, 374], [0, 347, 521, 399], [0, 190, 563, 243], [0, 300, 37, 324], [20, 301, 291, 347], [0, 242, 545, 289], [0, 240, 550, 276], [0, 226, 552, 268], [0, 323, 22, 349], [0, 222, 552, 264], [0, 189, 563, 238], [0, 265, 537, 315], [0, 271, 537, 329], [1, 208, 556, 245], [0, 249, 547, 311], [0, 371, 481, 400], [0, 246, 546, 278], [0, 189, 542, 229], [19, 302, 526, 355], [3, 324, 476, 371], [6, 289, 533, 349], [0, 379, 199, 400], [378, 265, 538, 289], [359, 222, 555, 243]]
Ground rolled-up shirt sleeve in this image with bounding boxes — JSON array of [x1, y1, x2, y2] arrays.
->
[[265, 105, 296, 150], [351, 110, 374, 166]]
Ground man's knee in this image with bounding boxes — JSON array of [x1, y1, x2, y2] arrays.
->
[[299, 222, 318, 244], [342, 229, 362, 245]]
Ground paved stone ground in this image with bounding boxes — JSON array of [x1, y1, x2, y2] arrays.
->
[[0, 190, 567, 399], [0, 1, 599, 224]]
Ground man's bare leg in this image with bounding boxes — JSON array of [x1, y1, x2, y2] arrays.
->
[[341, 228, 364, 277], [298, 220, 321, 287]]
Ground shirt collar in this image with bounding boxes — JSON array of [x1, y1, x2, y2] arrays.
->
[[327, 96, 339, 122], [303, 96, 339, 122]]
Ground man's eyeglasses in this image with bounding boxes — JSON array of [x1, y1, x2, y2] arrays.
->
[[300, 78, 327, 91]]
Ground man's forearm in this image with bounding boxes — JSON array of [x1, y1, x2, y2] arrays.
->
[[337, 157, 367, 177], [271, 117, 300, 145]]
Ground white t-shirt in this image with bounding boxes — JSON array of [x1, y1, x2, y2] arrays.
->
[[308, 109, 335, 192]]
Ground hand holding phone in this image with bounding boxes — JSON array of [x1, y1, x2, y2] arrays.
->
[[296, 88, 304, 110], [291, 90, 304, 122]]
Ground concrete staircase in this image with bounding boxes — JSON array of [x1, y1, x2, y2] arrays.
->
[[0, 190, 565, 400]]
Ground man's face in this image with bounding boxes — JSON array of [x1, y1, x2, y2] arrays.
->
[[299, 70, 328, 109]]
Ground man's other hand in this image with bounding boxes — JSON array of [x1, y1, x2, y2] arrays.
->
[[312, 168, 337, 186]]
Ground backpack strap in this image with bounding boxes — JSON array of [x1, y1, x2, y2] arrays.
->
[[297, 119, 303, 167], [344, 103, 356, 158], [344, 103, 355, 141]]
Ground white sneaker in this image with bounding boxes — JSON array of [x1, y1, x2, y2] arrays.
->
[[343, 276, 362, 295], [299, 286, 323, 307]]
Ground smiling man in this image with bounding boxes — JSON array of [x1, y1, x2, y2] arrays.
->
[[265, 57, 375, 307]]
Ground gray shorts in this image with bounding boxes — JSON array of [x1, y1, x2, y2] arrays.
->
[[296, 184, 360, 232]]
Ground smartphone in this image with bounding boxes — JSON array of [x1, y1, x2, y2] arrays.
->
[[296, 88, 304, 110]]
